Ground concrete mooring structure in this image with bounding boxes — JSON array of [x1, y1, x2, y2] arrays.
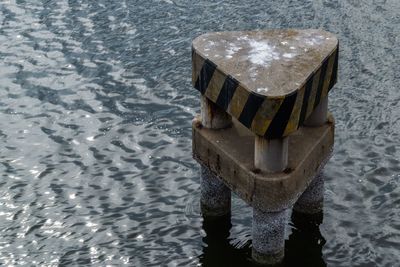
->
[[191, 29, 338, 265]]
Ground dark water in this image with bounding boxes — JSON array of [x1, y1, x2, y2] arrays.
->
[[0, 0, 399, 266]]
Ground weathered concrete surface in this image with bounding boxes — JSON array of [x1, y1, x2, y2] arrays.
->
[[254, 136, 288, 173], [293, 95, 327, 214], [192, 115, 334, 212], [200, 165, 231, 217], [304, 97, 328, 127], [201, 96, 232, 129], [293, 173, 324, 214], [252, 208, 288, 265], [193, 29, 338, 97], [192, 29, 339, 139], [200, 94, 232, 218]]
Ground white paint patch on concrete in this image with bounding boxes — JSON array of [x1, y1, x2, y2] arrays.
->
[[225, 43, 240, 59], [305, 38, 322, 46], [237, 35, 249, 41], [282, 53, 295, 59], [248, 39, 280, 66], [249, 67, 259, 81], [206, 40, 215, 47], [295, 32, 326, 47], [256, 87, 269, 94], [204, 30, 330, 70]]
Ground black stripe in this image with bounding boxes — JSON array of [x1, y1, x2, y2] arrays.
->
[[299, 77, 313, 125], [313, 58, 329, 109], [328, 49, 339, 91], [238, 93, 264, 128], [194, 59, 217, 94], [265, 92, 298, 139], [216, 76, 239, 110]]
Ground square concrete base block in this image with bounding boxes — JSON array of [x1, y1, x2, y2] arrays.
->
[[192, 115, 334, 213]]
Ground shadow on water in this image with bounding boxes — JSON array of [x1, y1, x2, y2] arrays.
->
[[285, 211, 326, 267], [199, 213, 252, 266], [199, 211, 326, 267]]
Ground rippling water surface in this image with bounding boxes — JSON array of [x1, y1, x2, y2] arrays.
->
[[0, 0, 399, 266]]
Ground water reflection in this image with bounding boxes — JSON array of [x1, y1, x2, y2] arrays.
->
[[200, 211, 326, 267], [200, 213, 252, 266], [285, 211, 326, 267]]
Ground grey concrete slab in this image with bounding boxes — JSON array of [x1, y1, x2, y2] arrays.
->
[[192, 115, 334, 212]]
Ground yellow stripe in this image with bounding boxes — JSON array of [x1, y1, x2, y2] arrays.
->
[[306, 68, 321, 118], [251, 98, 283, 136], [283, 87, 305, 136], [192, 52, 205, 86], [204, 69, 226, 103], [321, 49, 337, 99], [228, 86, 250, 118]]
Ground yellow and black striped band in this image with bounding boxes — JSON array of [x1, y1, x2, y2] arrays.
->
[[192, 44, 339, 139]]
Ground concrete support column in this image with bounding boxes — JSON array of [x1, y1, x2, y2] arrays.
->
[[252, 208, 288, 265], [296, 99, 327, 214], [294, 173, 324, 214], [201, 96, 231, 129], [255, 136, 288, 173], [200, 96, 231, 217], [304, 98, 328, 127], [200, 166, 231, 217]]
